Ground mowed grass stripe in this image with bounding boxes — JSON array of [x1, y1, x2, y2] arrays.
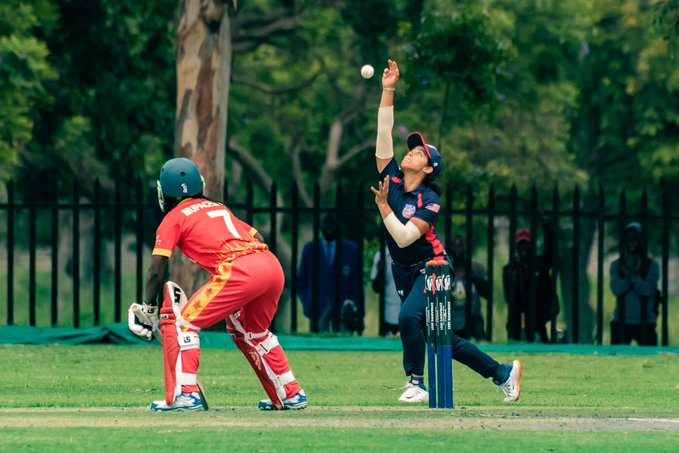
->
[[2, 346, 678, 408], [0, 409, 678, 432]]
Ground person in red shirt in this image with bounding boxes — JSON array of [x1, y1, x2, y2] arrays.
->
[[128, 158, 307, 412]]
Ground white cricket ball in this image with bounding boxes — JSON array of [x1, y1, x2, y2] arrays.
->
[[361, 64, 375, 79]]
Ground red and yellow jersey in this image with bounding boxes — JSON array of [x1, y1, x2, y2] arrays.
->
[[152, 198, 268, 273]]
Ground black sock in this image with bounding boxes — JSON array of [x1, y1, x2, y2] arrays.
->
[[410, 375, 426, 389], [492, 364, 510, 385]]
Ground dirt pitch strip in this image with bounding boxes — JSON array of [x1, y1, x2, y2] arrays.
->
[[1, 407, 677, 432]]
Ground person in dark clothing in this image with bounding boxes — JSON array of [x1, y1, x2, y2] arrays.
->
[[609, 222, 660, 346], [502, 222, 559, 343], [449, 235, 490, 341], [297, 214, 364, 334]]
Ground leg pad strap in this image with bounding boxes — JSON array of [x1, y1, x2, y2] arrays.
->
[[178, 372, 197, 386], [179, 331, 200, 351], [276, 370, 295, 387], [227, 312, 297, 409], [255, 333, 280, 355]]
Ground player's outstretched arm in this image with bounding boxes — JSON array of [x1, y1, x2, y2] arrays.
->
[[376, 59, 399, 174]]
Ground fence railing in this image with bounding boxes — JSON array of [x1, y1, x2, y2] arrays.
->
[[0, 179, 675, 345]]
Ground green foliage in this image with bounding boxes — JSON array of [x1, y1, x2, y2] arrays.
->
[[0, 0, 58, 183], [424, 0, 593, 194], [652, 0, 679, 56], [565, 0, 679, 225], [229, 3, 388, 196], [13, 0, 177, 199], [341, 0, 399, 62], [3, 0, 679, 232], [410, 11, 508, 108]]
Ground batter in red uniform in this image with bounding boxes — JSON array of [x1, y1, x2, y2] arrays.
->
[[128, 158, 307, 412]]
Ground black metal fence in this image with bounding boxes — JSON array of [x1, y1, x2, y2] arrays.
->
[[0, 179, 675, 345]]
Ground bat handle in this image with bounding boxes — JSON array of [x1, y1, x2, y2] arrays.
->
[[131, 305, 162, 341]]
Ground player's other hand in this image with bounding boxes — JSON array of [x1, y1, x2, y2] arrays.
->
[[382, 59, 399, 89], [127, 302, 158, 341], [371, 175, 391, 206]]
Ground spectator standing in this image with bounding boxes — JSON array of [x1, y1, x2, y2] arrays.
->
[[609, 222, 660, 346], [502, 222, 559, 343], [370, 248, 401, 337], [449, 235, 490, 341], [297, 214, 364, 334]]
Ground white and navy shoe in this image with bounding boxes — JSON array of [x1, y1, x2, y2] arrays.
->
[[258, 390, 308, 411], [498, 360, 523, 403], [398, 379, 429, 403], [151, 392, 203, 412]]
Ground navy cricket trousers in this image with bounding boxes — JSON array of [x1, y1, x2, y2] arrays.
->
[[392, 257, 501, 379]]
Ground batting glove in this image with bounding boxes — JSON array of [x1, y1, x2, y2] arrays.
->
[[128, 302, 159, 341]]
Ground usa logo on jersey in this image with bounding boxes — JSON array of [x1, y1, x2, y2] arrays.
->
[[402, 204, 416, 219]]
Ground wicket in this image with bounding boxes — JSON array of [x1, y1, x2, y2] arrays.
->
[[425, 259, 454, 409]]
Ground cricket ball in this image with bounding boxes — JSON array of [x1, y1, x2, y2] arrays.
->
[[361, 64, 374, 79]]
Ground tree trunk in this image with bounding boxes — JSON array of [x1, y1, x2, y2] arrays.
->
[[171, 0, 232, 295]]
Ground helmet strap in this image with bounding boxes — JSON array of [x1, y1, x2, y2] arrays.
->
[[156, 180, 165, 212]]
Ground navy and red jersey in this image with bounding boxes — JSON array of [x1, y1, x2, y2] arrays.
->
[[379, 159, 446, 266], [152, 198, 268, 273]]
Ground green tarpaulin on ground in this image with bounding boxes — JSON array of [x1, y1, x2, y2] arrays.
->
[[0, 324, 677, 355], [0, 324, 403, 351]]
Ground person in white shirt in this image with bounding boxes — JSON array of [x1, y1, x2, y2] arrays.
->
[[370, 248, 401, 336]]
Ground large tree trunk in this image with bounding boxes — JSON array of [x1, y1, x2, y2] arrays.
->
[[171, 0, 232, 295]]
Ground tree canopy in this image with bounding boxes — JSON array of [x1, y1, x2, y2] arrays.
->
[[1, 0, 677, 210]]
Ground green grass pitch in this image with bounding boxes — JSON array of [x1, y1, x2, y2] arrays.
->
[[0, 345, 677, 452]]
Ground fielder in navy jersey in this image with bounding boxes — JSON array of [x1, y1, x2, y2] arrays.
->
[[371, 59, 523, 404]]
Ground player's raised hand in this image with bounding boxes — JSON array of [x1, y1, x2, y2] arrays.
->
[[382, 59, 399, 89]]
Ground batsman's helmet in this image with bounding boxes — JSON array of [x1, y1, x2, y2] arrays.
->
[[157, 158, 205, 212]]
